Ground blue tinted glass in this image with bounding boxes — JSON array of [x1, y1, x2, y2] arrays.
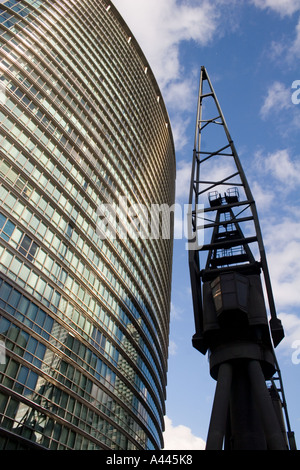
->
[[7, 290, 21, 308], [36, 309, 45, 326], [52, 290, 61, 307], [28, 242, 38, 260], [18, 7, 30, 17], [26, 370, 38, 391], [66, 223, 73, 238], [18, 296, 30, 314], [0, 316, 10, 334], [26, 336, 37, 354], [43, 315, 53, 333], [19, 235, 31, 254], [19, 330, 29, 345], [3, 18, 16, 28], [17, 365, 29, 385], [3, 220, 15, 238], [0, 213, 6, 230], [27, 303, 38, 320], [0, 232, 8, 242], [0, 12, 11, 22], [35, 342, 46, 360], [0, 282, 11, 302], [17, 367, 38, 394], [4, 1, 21, 7]]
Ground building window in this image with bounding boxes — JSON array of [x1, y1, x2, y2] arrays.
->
[[0, 213, 15, 241], [18, 234, 38, 261], [66, 222, 74, 239]]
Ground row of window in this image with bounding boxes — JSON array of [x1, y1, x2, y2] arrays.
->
[[52, 0, 172, 187], [0, 212, 39, 261], [0, 392, 146, 450], [0, 0, 175, 449], [0, 0, 175, 284], [0, 188, 165, 382], [0, 56, 166, 436], [0, 350, 157, 449], [0, 125, 165, 328], [2, 57, 166, 286], [0, 155, 166, 370], [57, 296, 163, 399], [34, 0, 175, 276], [0, 274, 163, 430], [0, 289, 161, 446], [0, 17, 172, 320], [0, 145, 166, 434], [0, 312, 160, 448], [78, 0, 175, 270], [92, 0, 172, 167], [0, 280, 53, 340], [0, 106, 168, 336], [0, 0, 172, 220]]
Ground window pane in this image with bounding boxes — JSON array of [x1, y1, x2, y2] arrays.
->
[[0, 213, 6, 230]]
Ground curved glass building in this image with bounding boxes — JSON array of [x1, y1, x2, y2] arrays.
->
[[0, 0, 175, 450]]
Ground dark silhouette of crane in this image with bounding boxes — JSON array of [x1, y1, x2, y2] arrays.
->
[[188, 66, 296, 450]]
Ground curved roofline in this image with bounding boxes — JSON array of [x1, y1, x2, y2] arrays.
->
[[106, 0, 176, 161]]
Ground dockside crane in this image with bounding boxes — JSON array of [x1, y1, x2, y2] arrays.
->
[[188, 66, 296, 450]]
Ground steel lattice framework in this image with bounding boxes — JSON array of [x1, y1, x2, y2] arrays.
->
[[188, 66, 296, 450]]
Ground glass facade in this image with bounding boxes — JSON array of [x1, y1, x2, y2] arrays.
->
[[0, 0, 175, 450]]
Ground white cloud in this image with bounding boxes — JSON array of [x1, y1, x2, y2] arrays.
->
[[175, 160, 191, 201], [251, 181, 275, 212], [175, 157, 239, 201], [251, 0, 300, 16], [173, 175, 190, 238], [263, 217, 300, 308], [253, 149, 300, 310], [256, 148, 300, 187], [277, 312, 300, 354], [170, 116, 192, 153], [112, 0, 225, 155], [267, 40, 287, 61], [168, 340, 178, 356], [170, 302, 183, 320], [163, 416, 206, 450], [267, 17, 300, 66], [164, 77, 197, 113], [260, 82, 292, 119], [200, 159, 239, 200], [260, 82, 300, 136], [256, 5, 300, 64], [112, 0, 219, 91], [288, 16, 300, 59]]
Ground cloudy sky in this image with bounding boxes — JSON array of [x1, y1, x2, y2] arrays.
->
[[112, 0, 300, 449]]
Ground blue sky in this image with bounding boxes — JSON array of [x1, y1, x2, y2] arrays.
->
[[112, 0, 300, 449]]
